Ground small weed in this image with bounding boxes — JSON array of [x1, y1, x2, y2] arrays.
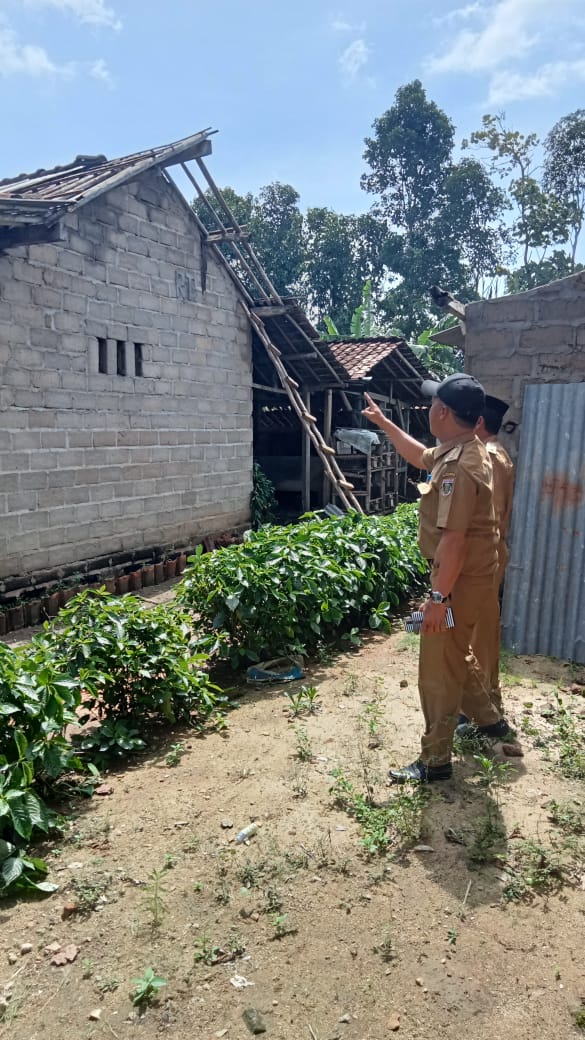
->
[[467, 813, 507, 865], [215, 879, 231, 905], [286, 685, 320, 717], [270, 912, 296, 939], [547, 799, 584, 835], [289, 773, 308, 794], [193, 932, 245, 965], [70, 873, 112, 914], [238, 859, 261, 889], [520, 715, 541, 738], [329, 769, 427, 855], [229, 933, 246, 957], [554, 966, 561, 981], [182, 834, 200, 854], [374, 927, 395, 962], [165, 742, 185, 767], [131, 967, 167, 1007], [503, 841, 564, 902], [163, 853, 176, 870], [264, 887, 284, 914], [97, 978, 120, 993], [342, 672, 360, 697], [294, 726, 314, 762], [474, 754, 513, 790], [551, 693, 585, 780], [143, 868, 168, 928], [285, 847, 310, 871], [193, 881, 203, 892], [572, 1005, 585, 1032], [81, 958, 94, 979], [193, 934, 220, 966], [361, 700, 385, 748], [447, 928, 458, 947]]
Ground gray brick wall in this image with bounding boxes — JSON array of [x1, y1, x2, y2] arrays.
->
[[464, 271, 585, 456], [0, 170, 252, 580]]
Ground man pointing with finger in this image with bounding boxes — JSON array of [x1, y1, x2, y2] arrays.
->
[[362, 375, 519, 783]]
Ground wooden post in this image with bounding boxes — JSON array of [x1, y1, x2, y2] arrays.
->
[[302, 391, 311, 513], [321, 389, 333, 506]]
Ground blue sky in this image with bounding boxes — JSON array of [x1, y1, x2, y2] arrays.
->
[[1, 0, 584, 214]]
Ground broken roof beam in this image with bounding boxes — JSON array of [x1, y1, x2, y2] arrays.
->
[[428, 284, 466, 321], [195, 155, 283, 304], [182, 162, 272, 304]]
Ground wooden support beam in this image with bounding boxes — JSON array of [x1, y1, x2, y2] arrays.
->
[[302, 390, 311, 514], [250, 305, 288, 317], [252, 382, 289, 395], [207, 229, 249, 243]]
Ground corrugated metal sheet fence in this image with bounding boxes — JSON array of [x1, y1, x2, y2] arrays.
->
[[502, 382, 585, 664]]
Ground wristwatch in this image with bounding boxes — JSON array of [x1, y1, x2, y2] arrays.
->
[[429, 590, 448, 604]]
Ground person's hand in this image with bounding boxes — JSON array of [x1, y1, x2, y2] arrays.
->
[[362, 392, 385, 427], [421, 598, 449, 634]]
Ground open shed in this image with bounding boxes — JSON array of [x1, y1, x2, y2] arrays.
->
[[252, 320, 430, 515]]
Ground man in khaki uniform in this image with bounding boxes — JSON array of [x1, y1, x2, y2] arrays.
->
[[363, 375, 517, 783], [467, 395, 515, 713]]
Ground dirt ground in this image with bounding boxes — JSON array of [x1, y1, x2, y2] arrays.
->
[[1, 626, 584, 1040]]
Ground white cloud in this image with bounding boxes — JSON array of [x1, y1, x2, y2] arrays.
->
[[429, 0, 557, 74], [330, 13, 366, 33], [488, 59, 585, 103], [90, 56, 113, 87], [23, 0, 122, 31], [338, 38, 369, 81], [433, 3, 485, 26], [0, 25, 73, 76]]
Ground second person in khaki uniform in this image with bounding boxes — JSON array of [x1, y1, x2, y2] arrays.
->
[[363, 374, 518, 783], [467, 394, 515, 713]]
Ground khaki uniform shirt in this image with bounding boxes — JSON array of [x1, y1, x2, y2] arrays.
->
[[418, 435, 498, 579], [487, 440, 515, 578]]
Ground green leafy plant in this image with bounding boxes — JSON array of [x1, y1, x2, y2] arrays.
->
[[165, 743, 185, 767], [286, 685, 320, 717], [270, 912, 297, 939], [34, 589, 225, 728], [0, 838, 58, 897], [131, 967, 167, 1007], [551, 692, 585, 780], [178, 504, 427, 668], [0, 642, 82, 841], [294, 726, 314, 762], [502, 841, 564, 902], [143, 868, 168, 928], [250, 463, 278, 528], [77, 719, 145, 766], [329, 769, 427, 855]]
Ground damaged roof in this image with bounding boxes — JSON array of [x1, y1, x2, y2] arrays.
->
[[327, 338, 429, 398], [0, 130, 214, 228]]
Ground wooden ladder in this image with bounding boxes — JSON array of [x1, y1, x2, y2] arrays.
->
[[247, 308, 363, 513]]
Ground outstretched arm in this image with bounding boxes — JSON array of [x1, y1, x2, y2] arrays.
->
[[362, 393, 427, 469]]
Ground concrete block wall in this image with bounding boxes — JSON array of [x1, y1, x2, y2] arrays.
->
[[0, 170, 252, 581], [464, 271, 585, 457]]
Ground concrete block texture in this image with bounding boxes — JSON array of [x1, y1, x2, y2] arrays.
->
[[0, 167, 253, 580]]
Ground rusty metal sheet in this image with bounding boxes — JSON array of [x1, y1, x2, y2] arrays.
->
[[502, 381, 585, 663]]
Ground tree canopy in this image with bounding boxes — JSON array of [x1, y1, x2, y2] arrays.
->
[[192, 88, 585, 339]]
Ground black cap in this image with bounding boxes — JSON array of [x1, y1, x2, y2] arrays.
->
[[421, 373, 485, 424], [483, 394, 509, 434]]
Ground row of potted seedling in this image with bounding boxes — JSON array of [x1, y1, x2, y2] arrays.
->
[[0, 552, 189, 636]]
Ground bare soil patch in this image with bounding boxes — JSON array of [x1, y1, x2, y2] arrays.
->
[[1, 632, 584, 1040]]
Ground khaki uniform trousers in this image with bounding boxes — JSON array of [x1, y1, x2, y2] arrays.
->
[[419, 575, 501, 766], [469, 539, 509, 714]]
